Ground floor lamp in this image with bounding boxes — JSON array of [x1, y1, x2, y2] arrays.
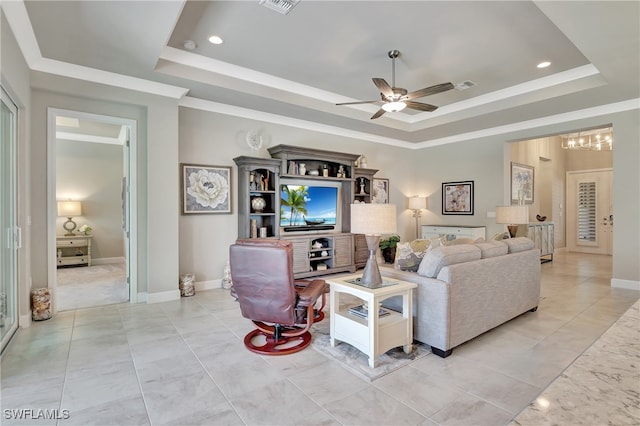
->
[[495, 205, 529, 238], [408, 196, 427, 239], [351, 203, 397, 287]]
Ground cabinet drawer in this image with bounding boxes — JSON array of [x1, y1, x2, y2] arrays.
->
[[57, 238, 88, 247], [57, 257, 88, 266]]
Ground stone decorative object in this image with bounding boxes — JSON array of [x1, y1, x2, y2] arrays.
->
[[251, 196, 266, 212], [31, 288, 52, 321], [179, 274, 196, 297]]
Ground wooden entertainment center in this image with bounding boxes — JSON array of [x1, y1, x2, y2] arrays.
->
[[234, 145, 378, 278]]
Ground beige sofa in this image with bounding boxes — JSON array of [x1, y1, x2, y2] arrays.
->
[[380, 237, 541, 357]]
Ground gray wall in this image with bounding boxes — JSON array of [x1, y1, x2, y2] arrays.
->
[[56, 139, 125, 260]]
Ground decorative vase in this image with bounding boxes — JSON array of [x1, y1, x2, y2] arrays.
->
[[299, 163, 306, 175], [251, 197, 266, 212]]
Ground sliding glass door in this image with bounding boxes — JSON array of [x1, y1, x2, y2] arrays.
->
[[1, 86, 19, 351]]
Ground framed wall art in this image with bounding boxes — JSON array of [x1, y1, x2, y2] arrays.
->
[[372, 178, 390, 204], [442, 180, 474, 215], [511, 162, 534, 204], [181, 164, 232, 214]]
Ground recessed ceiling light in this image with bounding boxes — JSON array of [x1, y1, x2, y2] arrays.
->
[[208, 35, 223, 45], [537, 61, 551, 69], [183, 40, 197, 50]]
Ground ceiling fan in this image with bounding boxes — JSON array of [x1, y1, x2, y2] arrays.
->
[[336, 50, 454, 120]]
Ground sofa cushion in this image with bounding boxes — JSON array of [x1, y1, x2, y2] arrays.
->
[[417, 244, 482, 278], [395, 238, 440, 271], [503, 237, 535, 253], [474, 241, 508, 258]]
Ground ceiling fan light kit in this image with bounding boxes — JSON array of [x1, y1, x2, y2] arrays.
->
[[336, 49, 455, 119]]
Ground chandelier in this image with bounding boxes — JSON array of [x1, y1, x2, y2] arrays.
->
[[561, 127, 613, 151]]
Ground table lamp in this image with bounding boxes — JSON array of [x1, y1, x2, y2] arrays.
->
[[408, 196, 427, 239], [495, 205, 529, 238], [57, 200, 82, 236], [351, 203, 397, 286]]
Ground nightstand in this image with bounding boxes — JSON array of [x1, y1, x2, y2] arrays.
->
[[56, 235, 92, 268]]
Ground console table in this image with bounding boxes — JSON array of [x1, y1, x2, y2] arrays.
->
[[327, 274, 416, 368], [56, 235, 92, 268], [422, 225, 486, 241]]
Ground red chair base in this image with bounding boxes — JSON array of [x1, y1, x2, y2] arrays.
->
[[243, 328, 312, 355]]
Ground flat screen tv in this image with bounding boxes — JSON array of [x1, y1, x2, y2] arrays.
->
[[280, 182, 340, 233]]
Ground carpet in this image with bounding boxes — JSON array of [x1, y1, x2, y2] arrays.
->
[[310, 319, 431, 382], [56, 263, 128, 311]]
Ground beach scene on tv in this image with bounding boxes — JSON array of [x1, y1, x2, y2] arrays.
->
[[280, 185, 338, 227]]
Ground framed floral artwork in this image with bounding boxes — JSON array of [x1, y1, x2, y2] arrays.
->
[[442, 181, 474, 215], [181, 164, 232, 214], [372, 178, 389, 204], [511, 162, 534, 204]]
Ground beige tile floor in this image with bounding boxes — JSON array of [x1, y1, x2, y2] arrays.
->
[[1, 251, 638, 426]]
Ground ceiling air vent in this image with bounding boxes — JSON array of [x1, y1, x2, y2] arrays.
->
[[455, 80, 477, 91], [259, 0, 300, 15]]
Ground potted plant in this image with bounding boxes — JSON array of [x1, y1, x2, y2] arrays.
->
[[379, 235, 400, 264]]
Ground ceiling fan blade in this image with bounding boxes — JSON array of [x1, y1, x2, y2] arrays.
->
[[372, 78, 394, 98], [336, 100, 379, 106], [370, 108, 386, 120], [404, 100, 438, 112], [404, 82, 454, 100]]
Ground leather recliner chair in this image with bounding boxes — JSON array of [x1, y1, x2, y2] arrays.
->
[[229, 239, 327, 355]]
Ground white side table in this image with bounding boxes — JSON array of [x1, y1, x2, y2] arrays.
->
[[327, 274, 417, 368]]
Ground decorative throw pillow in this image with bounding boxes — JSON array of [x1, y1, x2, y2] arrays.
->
[[491, 232, 509, 241], [417, 244, 482, 278], [444, 237, 477, 246], [394, 239, 432, 271]]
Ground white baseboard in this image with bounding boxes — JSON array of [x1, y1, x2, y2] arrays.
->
[[92, 257, 125, 265], [147, 289, 180, 303], [19, 314, 31, 328], [135, 292, 148, 303], [611, 278, 640, 291], [195, 279, 222, 291]]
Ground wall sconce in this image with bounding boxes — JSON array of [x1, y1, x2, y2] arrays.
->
[[408, 196, 427, 239], [57, 200, 82, 236]]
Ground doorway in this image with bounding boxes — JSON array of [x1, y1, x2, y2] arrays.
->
[[47, 108, 137, 312], [566, 169, 613, 255]]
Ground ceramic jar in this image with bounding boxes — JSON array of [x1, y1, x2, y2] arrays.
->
[[251, 196, 266, 212]]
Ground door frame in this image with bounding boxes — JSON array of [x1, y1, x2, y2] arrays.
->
[[566, 168, 613, 255], [47, 108, 137, 311], [1, 86, 20, 351]]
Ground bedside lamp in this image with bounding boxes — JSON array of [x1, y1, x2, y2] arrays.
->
[[351, 203, 397, 287], [408, 196, 427, 239], [496, 205, 529, 238], [57, 200, 82, 236]]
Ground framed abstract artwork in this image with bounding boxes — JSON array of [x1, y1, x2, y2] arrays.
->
[[442, 181, 474, 215], [511, 162, 534, 204], [372, 178, 390, 204], [181, 164, 232, 214]]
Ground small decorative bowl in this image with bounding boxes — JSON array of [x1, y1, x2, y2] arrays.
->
[[308, 170, 320, 176]]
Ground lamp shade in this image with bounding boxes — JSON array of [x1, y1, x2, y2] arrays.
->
[[408, 196, 427, 210], [495, 205, 529, 224], [57, 200, 82, 217], [351, 203, 397, 235]]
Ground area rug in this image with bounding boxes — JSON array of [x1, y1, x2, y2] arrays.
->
[[310, 320, 431, 382]]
